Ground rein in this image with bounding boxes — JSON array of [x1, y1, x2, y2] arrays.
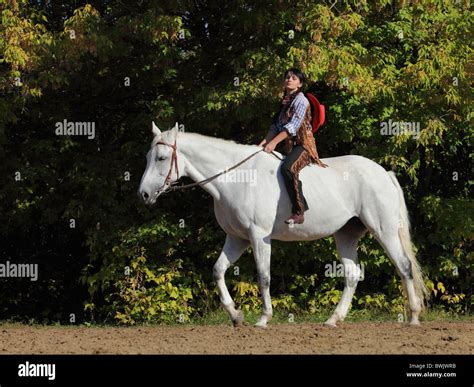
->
[[154, 139, 283, 196]]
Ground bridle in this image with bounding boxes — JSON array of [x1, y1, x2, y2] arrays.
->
[[152, 137, 282, 198], [154, 138, 179, 195]]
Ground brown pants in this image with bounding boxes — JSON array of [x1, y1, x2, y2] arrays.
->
[[278, 144, 311, 215]]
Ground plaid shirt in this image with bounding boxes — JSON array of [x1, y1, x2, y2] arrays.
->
[[271, 92, 309, 137]]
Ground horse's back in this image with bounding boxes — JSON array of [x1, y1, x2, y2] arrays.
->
[[215, 147, 394, 241], [250, 150, 389, 198], [253, 149, 384, 174]]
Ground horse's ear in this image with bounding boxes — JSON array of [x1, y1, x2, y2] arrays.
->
[[152, 121, 161, 136], [173, 122, 179, 132]]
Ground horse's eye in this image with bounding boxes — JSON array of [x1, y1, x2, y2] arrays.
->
[[156, 156, 166, 162]]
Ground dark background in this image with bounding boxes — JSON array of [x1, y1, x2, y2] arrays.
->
[[0, 0, 471, 324]]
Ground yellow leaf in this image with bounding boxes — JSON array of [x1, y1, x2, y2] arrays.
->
[[436, 282, 446, 294]]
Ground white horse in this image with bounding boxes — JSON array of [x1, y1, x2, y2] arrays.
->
[[139, 123, 428, 328]]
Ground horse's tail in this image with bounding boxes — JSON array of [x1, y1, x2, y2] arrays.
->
[[388, 171, 429, 309]]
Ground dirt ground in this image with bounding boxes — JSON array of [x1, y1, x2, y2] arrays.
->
[[0, 321, 472, 354]]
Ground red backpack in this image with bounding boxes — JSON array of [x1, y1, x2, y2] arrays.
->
[[305, 92, 326, 134]]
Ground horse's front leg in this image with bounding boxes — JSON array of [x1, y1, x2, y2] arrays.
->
[[250, 233, 273, 328], [213, 234, 250, 326]]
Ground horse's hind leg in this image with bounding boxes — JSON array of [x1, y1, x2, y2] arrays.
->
[[325, 218, 367, 327], [375, 229, 423, 325], [213, 234, 250, 326]]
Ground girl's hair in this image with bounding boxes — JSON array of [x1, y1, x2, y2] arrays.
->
[[283, 68, 306, 86]]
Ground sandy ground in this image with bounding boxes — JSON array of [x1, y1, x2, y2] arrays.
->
[[0, 321, 472, 354]]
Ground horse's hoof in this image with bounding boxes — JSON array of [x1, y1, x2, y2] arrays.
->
[[324, 320, 338, 328], [232, 310, 245, 327], [254, 321, 268, 329], [409, 320, 421, 326]]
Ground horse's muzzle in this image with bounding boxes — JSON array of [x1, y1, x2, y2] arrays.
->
[[138, 189, 157, 206]]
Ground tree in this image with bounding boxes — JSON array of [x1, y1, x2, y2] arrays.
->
[[0, 0, 471, 323]]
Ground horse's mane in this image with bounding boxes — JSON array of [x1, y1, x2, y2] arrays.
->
[[152, 130, 256, 152], [183, 132, 249, 148]]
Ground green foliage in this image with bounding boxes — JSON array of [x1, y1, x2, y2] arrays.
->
[[113, 255, 194, 324], [232, 280, 261, 312], [0, 1, 471, 324]]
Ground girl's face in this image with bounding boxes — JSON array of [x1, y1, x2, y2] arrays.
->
[[284, 72, 302, 92]]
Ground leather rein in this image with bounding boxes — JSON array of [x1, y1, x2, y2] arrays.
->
[[153, 139, 281, 197]]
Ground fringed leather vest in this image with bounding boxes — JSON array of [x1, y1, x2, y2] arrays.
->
[[278, 91, 325, 166]]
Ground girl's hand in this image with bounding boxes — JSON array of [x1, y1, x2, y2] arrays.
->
[[264, 142, 276, 153]]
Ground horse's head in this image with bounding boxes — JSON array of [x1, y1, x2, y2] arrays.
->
[[138, 122, 183, 205]]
